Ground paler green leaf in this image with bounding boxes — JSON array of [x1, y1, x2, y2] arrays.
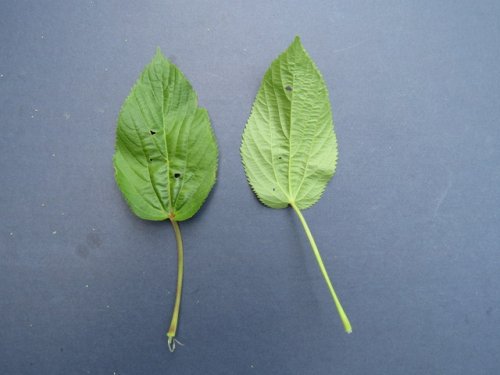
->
[[241, 37, 352, 333], [113, 48, 218, 351]]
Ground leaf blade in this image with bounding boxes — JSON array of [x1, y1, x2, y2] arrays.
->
[[114, 49, 218, 221], [241, 37, 337, 209]]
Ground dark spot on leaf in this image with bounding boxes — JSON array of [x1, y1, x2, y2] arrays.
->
[[278, 156, 282, 160], [272, 188, 275, 191], [149, 158, 153, 162], [174, 173, 181, 178], [150, 130, 156, 135], [285, 85, 292, 91]]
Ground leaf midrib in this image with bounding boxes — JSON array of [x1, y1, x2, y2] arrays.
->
[[265, 72, 289, 201], [157, 62, 174, 216]]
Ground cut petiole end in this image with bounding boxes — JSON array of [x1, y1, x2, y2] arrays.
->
[[329, 284, 353, 334], [329, 282, 352, 334], [338, 307, 353, 334], [167, 333, 184, 352], [167, 335, 175, 352]]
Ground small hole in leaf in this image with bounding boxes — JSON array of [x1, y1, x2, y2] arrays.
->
[[285, 85, 292, 91], [174, 173, 181, 178], [150, 130, 156, 135], [149, 158, 153, 162]]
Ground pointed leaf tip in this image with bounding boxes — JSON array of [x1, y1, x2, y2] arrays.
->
[[154, 47, 167, 62], [292, 36, 303, 48], [286, 36, 306, 56]]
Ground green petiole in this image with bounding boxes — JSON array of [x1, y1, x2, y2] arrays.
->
[[290, 202, 352, 333], [167, 218, 184, 352]]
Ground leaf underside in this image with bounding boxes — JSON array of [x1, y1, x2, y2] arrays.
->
[[113, 49, 218, 221], [241, 37, 338, 210]]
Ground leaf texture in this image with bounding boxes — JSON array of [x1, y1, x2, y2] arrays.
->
[[113, 49, 218, 221], [241, 37, 337, 209]]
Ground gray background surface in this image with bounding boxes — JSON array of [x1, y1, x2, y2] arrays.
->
[[1, 1, 499, 374]]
